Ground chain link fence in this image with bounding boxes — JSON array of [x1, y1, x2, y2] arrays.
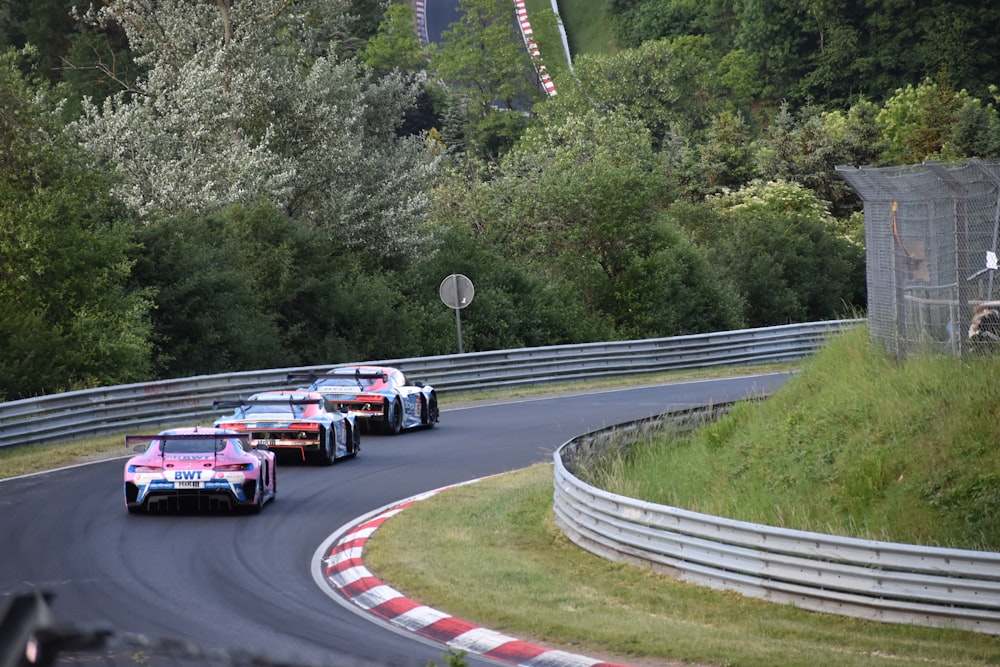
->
[[838, 159, 1000, 357]]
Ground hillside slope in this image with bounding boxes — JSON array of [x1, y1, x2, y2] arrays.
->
[[585, 325, 1000, 551]]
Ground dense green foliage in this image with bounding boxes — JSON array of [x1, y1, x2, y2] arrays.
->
[[606, 0, 1000, 108], [0, 0, 998, 398], [0, 48, 151, 400]]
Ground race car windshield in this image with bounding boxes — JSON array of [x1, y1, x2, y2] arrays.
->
[[241, 401, 313, 417], [322, 376, 380, 390], [159, 437, 227, 454], [319, 376, 361, 386]]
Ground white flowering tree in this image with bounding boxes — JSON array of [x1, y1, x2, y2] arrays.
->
[[70, 0, 440, 257]]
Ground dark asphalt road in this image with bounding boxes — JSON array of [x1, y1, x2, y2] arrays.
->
[[0, 373, 791, 667]]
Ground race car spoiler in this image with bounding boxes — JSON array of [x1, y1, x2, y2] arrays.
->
[[286, 369, 389, 384], [212, 397, 325, 412], [125, 432, 252, 458]]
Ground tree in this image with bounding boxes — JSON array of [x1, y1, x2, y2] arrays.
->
[[877, 77, 1000, 164], [569, 36, 729, 144], [0, 49, 152, 398], [683, 109, 758, 199], [704, 180, 865, 327], [130, 206, 289, 378], [427, 108, 744, 338], [753, 102, 876, 220], [70, 0, 440, 261], [397, 223, 617, 353], [362, 4, 427, 75], [430, 0, 543, 162]]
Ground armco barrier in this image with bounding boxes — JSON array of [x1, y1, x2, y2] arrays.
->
[[0, 320, 860, 450], [553, 408, 1000, 635]]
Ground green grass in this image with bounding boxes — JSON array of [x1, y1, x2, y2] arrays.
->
[[521, 0, 616, 99], [365, 465, 1000, 667], [580, 325, 1000, 550], [552, 0, 616, 56], [364, 326, 1000, 665]]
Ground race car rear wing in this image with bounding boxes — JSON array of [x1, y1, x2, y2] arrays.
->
[[125, 433, 252, 457], [212, 397, 325, 410], [286, 368, 389, 385]]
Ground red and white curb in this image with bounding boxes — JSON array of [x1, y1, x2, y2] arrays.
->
[[316, 484, 633, 667], [412, 0, 556, 96], [513, 0, 557, 96], [413, 0, 429, 44]]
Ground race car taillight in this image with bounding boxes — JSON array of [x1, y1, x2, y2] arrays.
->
[[216, 463, 253, 471], [128, 465, 162, 473], [288, 423, 319, 431]]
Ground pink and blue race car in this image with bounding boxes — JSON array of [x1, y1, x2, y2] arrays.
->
[[288, 365, 438, 435], [123, 427, 276, 514]]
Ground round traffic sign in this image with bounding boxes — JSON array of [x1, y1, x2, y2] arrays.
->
[[439, 274, 474, 310]]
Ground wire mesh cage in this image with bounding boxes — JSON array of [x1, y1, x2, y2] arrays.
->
[[837, 159, 1000, 357]]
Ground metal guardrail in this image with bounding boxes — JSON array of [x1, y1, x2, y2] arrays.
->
[[553, 407, 1000, 636], [0, 320, 861, 450]]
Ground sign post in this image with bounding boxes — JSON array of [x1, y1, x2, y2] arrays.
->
[[439, 274, 474, 354]]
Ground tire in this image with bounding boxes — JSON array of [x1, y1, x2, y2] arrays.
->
[[249, 475, 264, 514], [383, 398, 403, 435], [347, 423, 360, 458], [424, 394, 439, 428], [315, 429, 335, 465]]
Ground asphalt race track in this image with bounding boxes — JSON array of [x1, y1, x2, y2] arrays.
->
[[0, 373, 791, 667]]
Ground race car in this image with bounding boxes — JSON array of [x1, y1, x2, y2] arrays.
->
[[212, 390, 360, 464], [123, 427, 276, 514], [287, 365, 438, 435]]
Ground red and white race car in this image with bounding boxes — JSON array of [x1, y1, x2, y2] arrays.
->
[[288, 365, 438, 435], [123, 427, 276, 514], [213, 390, 360, 464]]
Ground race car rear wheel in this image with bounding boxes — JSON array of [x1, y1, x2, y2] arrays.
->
[[314, 429, 335, 465], [382, 398, 403, 435], [347, 423, 360, 458], [250, 475, 264, 514]]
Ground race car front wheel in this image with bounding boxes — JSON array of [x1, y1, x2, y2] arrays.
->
[[423, 394, 438, 428]]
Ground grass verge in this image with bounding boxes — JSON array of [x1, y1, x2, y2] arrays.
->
[[552, 0, 616, 56], [364, 327, 1000, 665], [579, 326, 1000, 550], [364, 463, 1000, 667]]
